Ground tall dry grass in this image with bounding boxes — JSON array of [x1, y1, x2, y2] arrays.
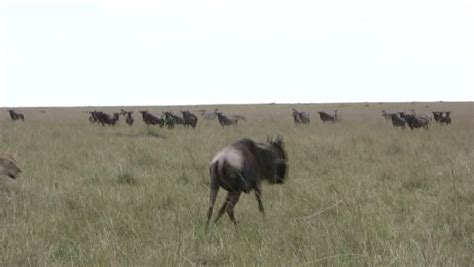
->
[[0, 102, 473, 265]]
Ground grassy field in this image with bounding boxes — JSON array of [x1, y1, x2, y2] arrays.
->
[[0, 102, 473, 266]]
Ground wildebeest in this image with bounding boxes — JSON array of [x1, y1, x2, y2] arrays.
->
[[8, 110, 24, 121], [292, 108, 310, 124], [440, 112, 452, 124], [433, 111, 451, 125], [201, 109, 218, 120], [139, 111, 165, 127], [95, 112, 120, 126], [390, 114, 406, 129], [181, 110, 198, 129], [216, 112, 238, 127], [0, 155, 22, 179], [124, 111, 134, 126], [398, 112, 429, 130], [163, 112, 185, 129], [317, 111, 337, 123], [206, 136, 288, 230], [432, 112, 442, 123], [382, 110, 396, 120], [88, 111, 99, 123]]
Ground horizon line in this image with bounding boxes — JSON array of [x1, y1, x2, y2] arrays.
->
[[1, 100, 472, 109]]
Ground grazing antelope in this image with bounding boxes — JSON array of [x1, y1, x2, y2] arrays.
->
[[206, 135, 288, 231]]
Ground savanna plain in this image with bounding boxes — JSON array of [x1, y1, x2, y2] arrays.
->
[[0, 102, 473, 266]]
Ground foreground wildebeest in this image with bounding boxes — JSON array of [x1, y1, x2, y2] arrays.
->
[[139, 110, 165, 127], [8, 110, 24, 121], [181, 110, 198, 129], [0, 155, 22, 179], [292, 108, 310, 124], [216, 112, 238, 127], [206, 136, 288, 230]]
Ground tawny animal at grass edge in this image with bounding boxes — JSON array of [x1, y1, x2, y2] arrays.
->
[[206, 135, 288, 231], [0, 155, 22, 179]]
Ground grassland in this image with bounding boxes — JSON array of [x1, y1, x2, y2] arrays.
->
[[0, 102, 473, 266]]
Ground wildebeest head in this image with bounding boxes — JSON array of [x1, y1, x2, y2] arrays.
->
[[266, 135, 288, 184], [0, 155, 22, 179]]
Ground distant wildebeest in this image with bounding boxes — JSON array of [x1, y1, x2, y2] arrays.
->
[[216, 112, 238, 127], [8, 110, 24, 121], [201, 109, 218, 120], [432, 112, 442, 123], [398, 112, 428, 130], [124, 111, 134, 126], [181, 110, 198, 129], [292, 108, 310, 124], [317, 111, 337, 123], [163, 112, 184, 129], [390, 114, 406, 129], [206, 136, 288, 230], [139, 111, 165, 127], [88, 111, 97, 123], [0, 155, 22, 179], [433, 111, 451, 125], [95, 112, 120, 126], [382, 110, 397, 120], [440, 112, 451, 124]]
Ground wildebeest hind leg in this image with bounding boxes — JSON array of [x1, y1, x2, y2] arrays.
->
[[206, 187, 219, 231], [214, 193, 230, 224], [226, 191, 241, 225]]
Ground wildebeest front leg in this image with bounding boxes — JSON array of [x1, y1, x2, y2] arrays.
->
[[226, 191, 241, 225], [254, 186, 265, 215]]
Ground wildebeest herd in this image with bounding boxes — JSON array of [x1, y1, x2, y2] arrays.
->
[[382, 110, 452, 130], [5, 108, 454, 130], [86, 109, 247, 129], [2, 106, 456, 231]]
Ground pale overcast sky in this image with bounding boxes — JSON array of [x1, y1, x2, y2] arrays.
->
[[0, 0, 472, 107]]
